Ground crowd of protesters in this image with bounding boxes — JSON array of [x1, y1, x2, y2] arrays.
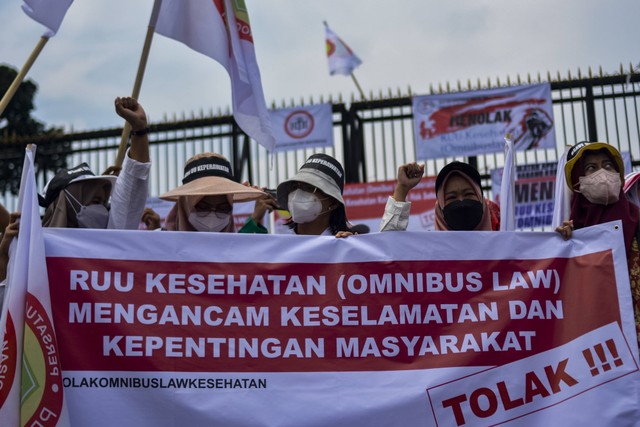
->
[[0, 97, 638, 351]]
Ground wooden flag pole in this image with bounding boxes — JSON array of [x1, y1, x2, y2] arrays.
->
[[350, 72, 366, 100], [114, 0, 163, 167], [0, 36, 49, 118]]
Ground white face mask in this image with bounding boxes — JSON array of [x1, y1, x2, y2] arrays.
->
[[188, 212, 230, 232], [288, 189, 324, 224], [65, 190, 110, 229], [578, 168, 621, 205]]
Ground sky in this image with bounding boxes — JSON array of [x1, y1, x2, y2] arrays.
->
[[1, 0, 639, 132]]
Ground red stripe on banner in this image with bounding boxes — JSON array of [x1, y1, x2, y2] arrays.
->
[[47, 251, 619, 373]]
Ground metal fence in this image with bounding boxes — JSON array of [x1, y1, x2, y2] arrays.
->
[[2, 67, 640, 212]]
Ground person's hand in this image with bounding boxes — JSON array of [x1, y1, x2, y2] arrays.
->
[[141, 208, 161, 230], [393, 162, 424, 202], [115, 97, 148, 131], [252, 195, 279, 224], [0, 212, 20, 281], [335, 231, 354, 238], [555, 220, 573, 240], [102, 165, 122, 177]]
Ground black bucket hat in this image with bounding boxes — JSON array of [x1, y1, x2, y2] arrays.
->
[[39, 163, 116, 208]]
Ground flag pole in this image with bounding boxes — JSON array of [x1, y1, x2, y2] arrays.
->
[[350, 72, 366, 100], [114, 0, 163, 167], [0, 36, 49, 118]]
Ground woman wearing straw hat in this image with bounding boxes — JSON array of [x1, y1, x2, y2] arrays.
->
[[159, 153, 265, 232], [555, 141, 640, 348], [276, 153, 351, 236]]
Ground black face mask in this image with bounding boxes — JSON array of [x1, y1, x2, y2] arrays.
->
[[442, 199, 484, 231]]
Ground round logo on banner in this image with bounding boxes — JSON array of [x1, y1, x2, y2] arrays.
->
[[0, 314, 17, 407], [285, 110, 314, 139], [21, 294, 64, 426]]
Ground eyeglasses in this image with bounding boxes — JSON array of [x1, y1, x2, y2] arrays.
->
[[193, 201, 232, 218]]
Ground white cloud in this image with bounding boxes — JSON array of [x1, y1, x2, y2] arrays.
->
[[1, 0, 639, 130]]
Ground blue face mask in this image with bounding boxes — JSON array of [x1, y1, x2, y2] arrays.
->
[[65, 190, 110, 229]]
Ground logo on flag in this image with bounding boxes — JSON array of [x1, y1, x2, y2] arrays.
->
[[155, 0, 275, 152], [285, 110, 314, 139], [0, 145, 69, 426], [324, 22, 362, 76]]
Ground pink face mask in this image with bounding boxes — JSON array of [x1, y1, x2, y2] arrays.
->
[[578, 169, 621, 205]]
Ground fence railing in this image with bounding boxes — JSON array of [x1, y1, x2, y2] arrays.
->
[[2, 68, 640, 212]]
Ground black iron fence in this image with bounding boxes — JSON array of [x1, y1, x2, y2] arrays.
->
[[2, 67, 640, 211]]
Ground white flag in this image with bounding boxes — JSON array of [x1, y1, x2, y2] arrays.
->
[[21, 0, 73, 37], [552, 145, 573, 228], [0, 145, 69, 426], [324, 22, 362, 76], [500, 135, 517, 231], [155, 0, 275, 152]]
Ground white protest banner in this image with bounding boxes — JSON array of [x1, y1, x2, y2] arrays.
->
[[270, 103, 334, 152], [413, 83, 555, 159], [42, 222, 639, 426]]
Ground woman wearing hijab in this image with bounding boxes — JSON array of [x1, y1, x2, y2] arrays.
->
[[380, 161, 499, 232], [160, 152, 265, 232], [555, 141, 640, 345], [276, 153, 350, 236], [38, 96, 151, 230]]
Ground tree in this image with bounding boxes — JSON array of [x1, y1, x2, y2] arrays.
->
[[0, 64, 68, 195]]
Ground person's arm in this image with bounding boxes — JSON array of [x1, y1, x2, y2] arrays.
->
[[380, 163, 423, 232], [108, 97, 151, 230]]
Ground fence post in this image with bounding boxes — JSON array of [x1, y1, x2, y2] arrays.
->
[[343, 104, 366, 183], [584, 83, 598, 142]]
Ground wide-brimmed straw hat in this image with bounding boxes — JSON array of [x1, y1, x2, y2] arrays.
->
[[39, 162, 117, 208], [160, 153, 264, 202], [564, 141, 624, 188], [277, 153, 345, 210]]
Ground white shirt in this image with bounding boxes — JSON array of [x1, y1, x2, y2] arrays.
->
[[379, 196, 411, 232], [107, 149, 150, 230]]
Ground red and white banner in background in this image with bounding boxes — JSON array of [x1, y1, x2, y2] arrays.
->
[[41, 221, 639, 426], [412, 84, 555, 159], [270, 103, 334, 152]]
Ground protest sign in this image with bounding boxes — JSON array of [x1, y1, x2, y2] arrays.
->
[[413, 84, 555, 159], [37, 222, 640, 426]]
